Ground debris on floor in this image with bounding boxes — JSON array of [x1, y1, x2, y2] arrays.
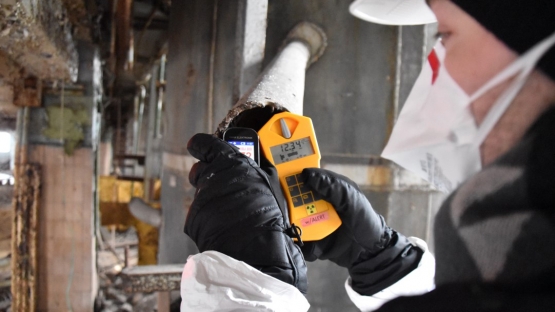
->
[[95, 227, 158, 312]]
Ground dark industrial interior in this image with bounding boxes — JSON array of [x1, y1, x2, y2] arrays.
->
[[0, 1, 442, 311]]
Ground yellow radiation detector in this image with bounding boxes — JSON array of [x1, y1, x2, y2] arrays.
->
[[258, 112, 341, 241]]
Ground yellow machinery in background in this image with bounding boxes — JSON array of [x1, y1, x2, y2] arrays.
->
[[98, 176, 161, 265]]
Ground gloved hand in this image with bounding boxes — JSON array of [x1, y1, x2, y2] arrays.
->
[[299, 168, 423, 295], [185, 133, 308, 293]]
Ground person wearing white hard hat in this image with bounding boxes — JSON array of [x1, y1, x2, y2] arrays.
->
[[180, 0, 555, 311], [353, 0, 555, 310]]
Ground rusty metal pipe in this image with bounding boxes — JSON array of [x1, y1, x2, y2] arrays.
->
[[116, 0, 134, 73], [11, 106, 38, 312]]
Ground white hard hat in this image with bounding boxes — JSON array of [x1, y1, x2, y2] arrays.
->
[[349, 0, 437, 25]]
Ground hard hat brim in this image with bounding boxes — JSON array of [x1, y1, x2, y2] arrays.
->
[[349, 0, 437, 26]]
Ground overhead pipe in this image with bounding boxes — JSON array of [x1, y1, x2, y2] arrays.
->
[[216, 22, 327, 137]]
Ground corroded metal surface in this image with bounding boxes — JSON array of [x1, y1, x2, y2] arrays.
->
[[0, 0, 78, 81], [13, 77, 41, 107], [11, 163, 40, 312], [238, 41, 309, 114], [60, 0, 90, 41], [121, 264, 184, 292]]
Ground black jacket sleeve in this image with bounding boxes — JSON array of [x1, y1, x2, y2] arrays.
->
[[300, 168, 423, 295], [185, 133, 308, 293]]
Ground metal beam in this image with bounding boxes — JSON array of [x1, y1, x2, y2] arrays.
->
[[11, 163, 40, 312], [237, 22, 326, 115], [115, 0, 134, 73]]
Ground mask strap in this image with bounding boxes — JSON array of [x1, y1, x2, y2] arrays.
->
[[471, 31, 555, 147]]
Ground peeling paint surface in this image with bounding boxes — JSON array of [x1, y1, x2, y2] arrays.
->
[[42, 105, 90, 154], [0, 0, 78, 81]]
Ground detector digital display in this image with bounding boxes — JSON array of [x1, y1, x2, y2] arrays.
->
[[223, 127, 260, 165], [228, 141, 256, 162], [270, 137, 315, 165]]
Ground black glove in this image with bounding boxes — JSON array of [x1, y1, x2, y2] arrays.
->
[[299, 168, 423, 295], [185, 133, 308, 293]]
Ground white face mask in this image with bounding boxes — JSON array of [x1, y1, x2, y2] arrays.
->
[[381, 32, 555, 193]]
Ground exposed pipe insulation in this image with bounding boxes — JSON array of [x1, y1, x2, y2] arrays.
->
[[239, 22, 327, 114], [216, 22, 327, 137]]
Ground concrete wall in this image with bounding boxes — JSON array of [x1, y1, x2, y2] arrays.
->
[[160, 0, 267, 264], [30, 145, 96, 311], [27, 41, 100, 311]]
